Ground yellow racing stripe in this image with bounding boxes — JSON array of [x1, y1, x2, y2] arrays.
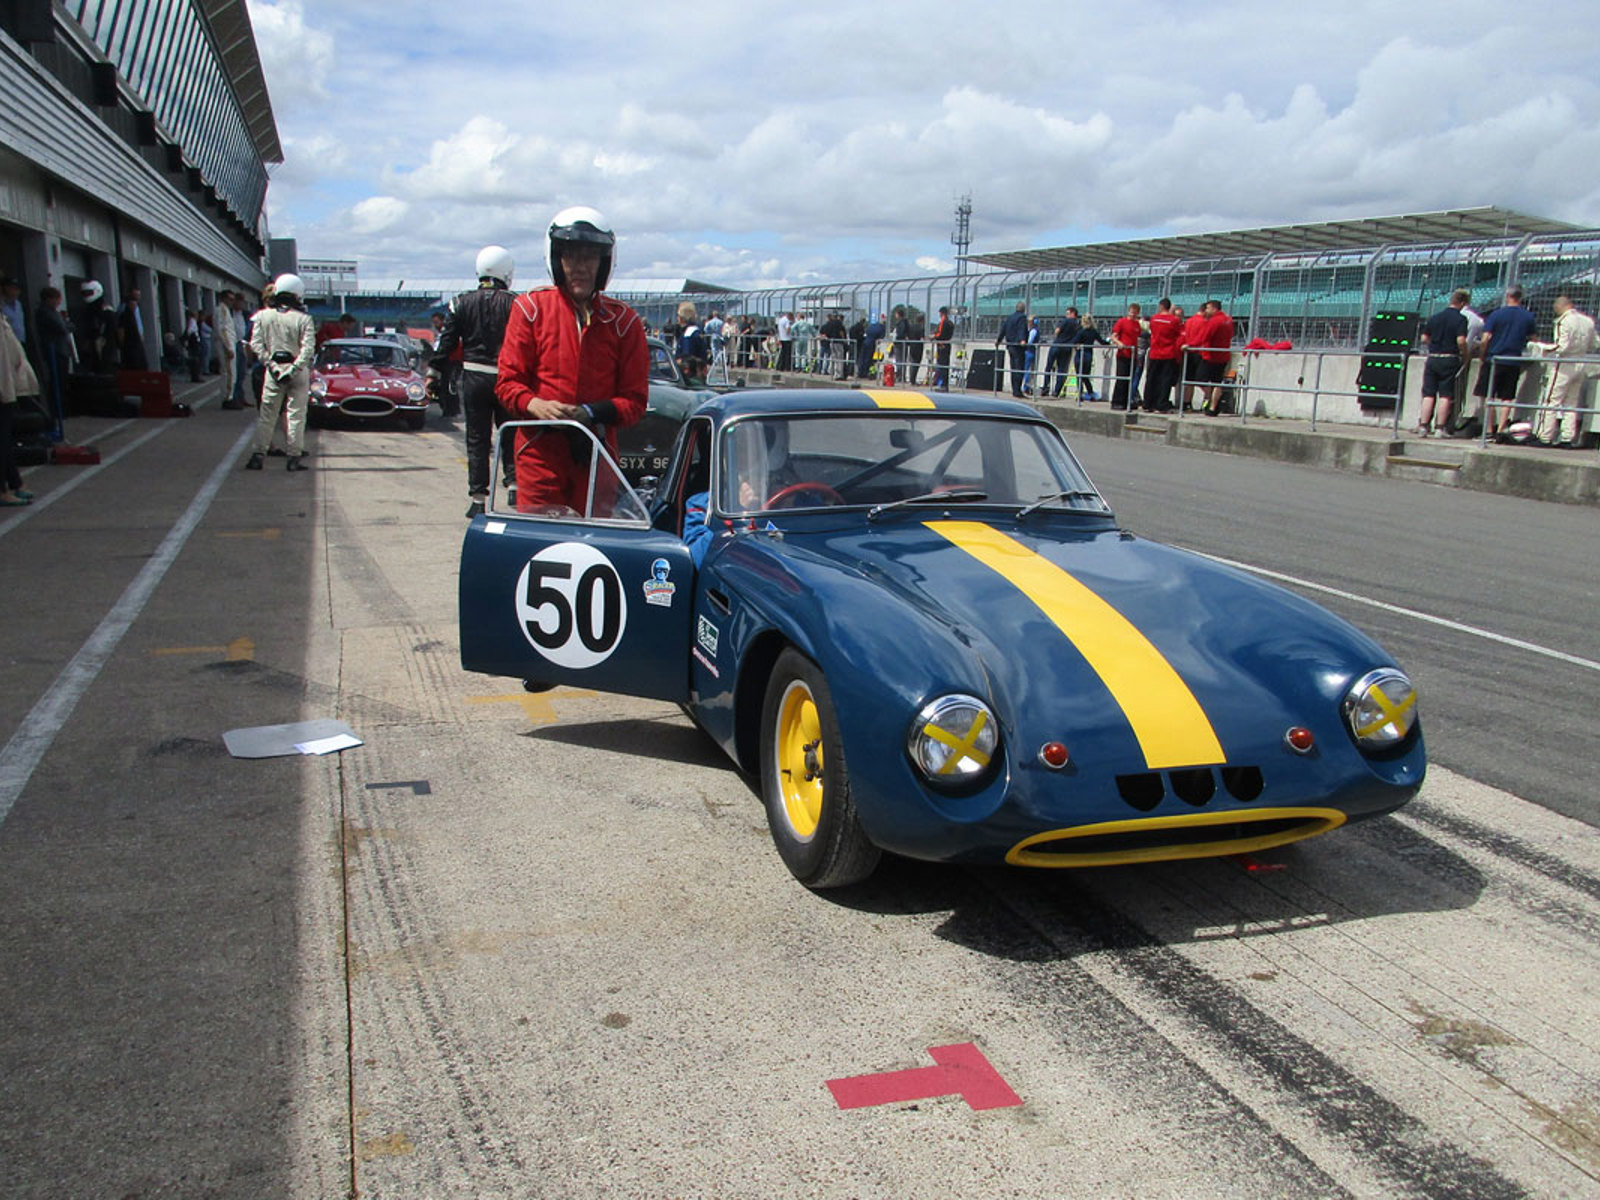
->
[[925, 520, 1226, 769], [864, 389, 936, 410]]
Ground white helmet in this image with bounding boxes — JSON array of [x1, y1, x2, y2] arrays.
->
[[475, 245, 514, 287], [272, 273, 305, 300], [546, 205, 615, 293], [81, 280, 104, 303]]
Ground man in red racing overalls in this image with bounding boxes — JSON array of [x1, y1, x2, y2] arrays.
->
[[495, 206, 648, 515]]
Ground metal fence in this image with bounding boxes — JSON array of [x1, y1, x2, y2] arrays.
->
[[1477, 352, 1600, 447], [618, 231, 1600, 355]]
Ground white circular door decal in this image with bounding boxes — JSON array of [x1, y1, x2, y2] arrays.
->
[[514, 542, 627, 669]]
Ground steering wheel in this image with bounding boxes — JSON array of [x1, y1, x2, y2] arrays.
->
[[765, 481, 845, 509]]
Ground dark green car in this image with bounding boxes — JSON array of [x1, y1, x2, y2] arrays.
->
[[615, 337, 719, 484]]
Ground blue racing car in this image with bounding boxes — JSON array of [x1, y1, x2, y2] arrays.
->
[[459, 389, 1424, 888]]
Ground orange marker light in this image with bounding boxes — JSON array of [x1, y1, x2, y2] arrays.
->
[[1285, 727, 1315, 754], [1038, 742, 1070, 769]]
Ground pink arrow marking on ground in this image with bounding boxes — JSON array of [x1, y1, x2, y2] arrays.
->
[[826, 1042, 1022, 1111]]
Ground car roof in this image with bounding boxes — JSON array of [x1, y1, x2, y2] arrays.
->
[[322, 338, 405, 348], [695, 388, 1045, 422]]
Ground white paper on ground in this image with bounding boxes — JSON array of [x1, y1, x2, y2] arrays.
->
[[294, 733, 364, 756], [224, 718, 358, 758]]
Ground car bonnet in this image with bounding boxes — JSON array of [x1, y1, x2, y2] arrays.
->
[[788, 517, 1396, 774]]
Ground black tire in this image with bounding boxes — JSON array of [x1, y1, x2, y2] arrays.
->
[[758, 648, 880, 888]]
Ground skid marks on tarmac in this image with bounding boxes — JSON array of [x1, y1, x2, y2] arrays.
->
[[339, 623, 464, 728], [964, 783, 1600, 1197], [339, 727, 532, 1189], [974, 870, 1527, 1198]]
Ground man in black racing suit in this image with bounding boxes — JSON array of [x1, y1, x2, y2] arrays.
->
[[429, 245, 518, 517]]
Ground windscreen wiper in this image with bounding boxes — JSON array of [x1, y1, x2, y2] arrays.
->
[[867, 488, 988, 521], [1016, 490, 1109, 519]]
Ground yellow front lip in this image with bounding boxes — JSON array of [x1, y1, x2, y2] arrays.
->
[[1006, 806, 1347, 868]]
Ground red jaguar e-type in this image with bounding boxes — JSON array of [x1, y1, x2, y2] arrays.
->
[[308, 337, 430, 430]]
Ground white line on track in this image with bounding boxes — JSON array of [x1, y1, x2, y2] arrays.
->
[[18, 417, 139, 479], [0, 422, 256, 827], [0, 422, 172, 538], [1191, 548, 1600, 675], [1, 389, 219, 539]]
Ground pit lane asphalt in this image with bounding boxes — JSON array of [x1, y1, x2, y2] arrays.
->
[[1, 398, 1597, 1198]]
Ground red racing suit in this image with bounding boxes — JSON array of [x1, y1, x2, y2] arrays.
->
[[495, 286, 648, 512]]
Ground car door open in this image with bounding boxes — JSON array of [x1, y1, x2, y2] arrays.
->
[[459, 420, 694, 701]]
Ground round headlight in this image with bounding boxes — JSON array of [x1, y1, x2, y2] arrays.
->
[[406, 381, 425, 401], [310, 377, 327, 399], [1343, 668, 1417, 750], [908, 694, 1000, 784]]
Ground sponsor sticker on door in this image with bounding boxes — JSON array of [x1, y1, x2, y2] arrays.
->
[[697, 614, 719, 658], [642, 558, 677, 607]]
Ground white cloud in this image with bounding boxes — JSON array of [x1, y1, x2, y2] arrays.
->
[[400, 117, 520, 199], [246, 0, 334, 107], [260, 2, 1600, 289], [349, 196, 409, 234]]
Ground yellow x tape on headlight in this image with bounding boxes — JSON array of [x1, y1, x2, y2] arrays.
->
[[925, 710, 991, 773], [1357, 681, 1416, 739]]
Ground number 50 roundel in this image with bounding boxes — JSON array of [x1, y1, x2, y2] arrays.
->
[[515, 543, 627, 669]]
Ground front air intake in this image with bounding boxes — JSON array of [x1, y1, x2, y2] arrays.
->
[[1006, 807, 1346, 868], [342, 395, 395, 416]]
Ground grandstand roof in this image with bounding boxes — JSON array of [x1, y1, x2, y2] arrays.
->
[[198, 0, 283, 164], [966, 207, 1583, 272]]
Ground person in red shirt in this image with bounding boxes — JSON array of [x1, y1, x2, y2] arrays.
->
[[315, 312, 357, 348], [1180, 304, 1208, 410], [495, 206, 648, 514], [1198, 300, 1236, 415], [1143, 297, 1183, 412], [1110, 303, 1142, 410]]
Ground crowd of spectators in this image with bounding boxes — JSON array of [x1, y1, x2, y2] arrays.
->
[[1411, 285, 1599, 447], [994, 296, 1236, 413], [651, 307, 932, 384], [639, 289, 1598, 450]]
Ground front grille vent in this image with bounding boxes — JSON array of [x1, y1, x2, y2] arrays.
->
[[1114, 765, 1265, 811]]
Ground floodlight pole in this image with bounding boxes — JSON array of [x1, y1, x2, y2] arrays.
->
[[952, 194, 972, 279]]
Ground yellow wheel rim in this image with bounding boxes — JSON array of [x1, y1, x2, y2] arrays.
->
[[775, 680, 824, 840]]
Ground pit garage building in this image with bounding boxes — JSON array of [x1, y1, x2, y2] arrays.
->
[[0, 0, 280, 368]]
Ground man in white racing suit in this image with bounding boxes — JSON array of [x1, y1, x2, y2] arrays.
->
[[246, 274, 316, 471], [1535, 295, 1598, 448]]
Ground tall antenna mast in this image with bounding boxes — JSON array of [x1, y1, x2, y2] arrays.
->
[[951, 193, 972, 277]]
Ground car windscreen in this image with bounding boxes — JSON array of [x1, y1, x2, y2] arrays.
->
[[317, 344, 402, 369], [716, 413, 1108, 516], [648, 342, 680, 383]]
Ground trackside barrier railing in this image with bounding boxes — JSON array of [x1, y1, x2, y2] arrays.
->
[[1169, 345, 1405, 433], [1477, 351, 1600, 448], [986, 336, 1117, 402], [763, 337, 965, 389], [978, 341, 1406, 432], [728, 329, 1598, 450]]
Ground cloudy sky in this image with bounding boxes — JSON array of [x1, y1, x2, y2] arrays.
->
[[248, 0, 1600, 292]]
